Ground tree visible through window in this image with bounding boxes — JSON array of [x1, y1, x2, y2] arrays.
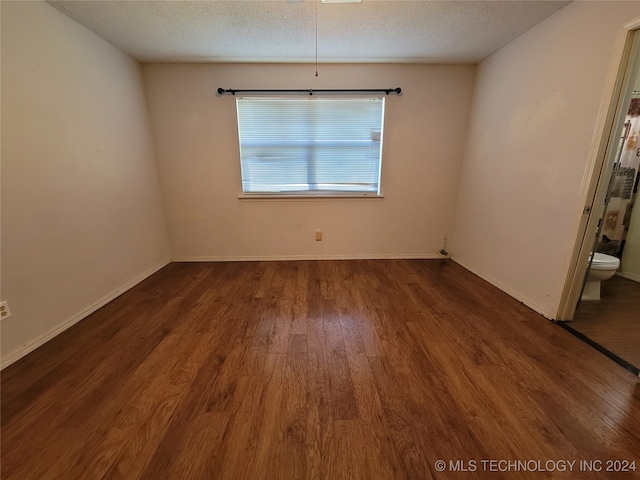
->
[[236, 97, 385, 196]]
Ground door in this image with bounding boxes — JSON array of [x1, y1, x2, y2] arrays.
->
[[557, 27, 640, 320]]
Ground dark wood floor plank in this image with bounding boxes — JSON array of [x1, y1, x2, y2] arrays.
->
[[1, 265, 228, 479], [60, 267, 248, 480], [2, 259, 639, 480], [0, 263, 212, 429], [571, 275, 640, 367], [352, 383, 407, 479]]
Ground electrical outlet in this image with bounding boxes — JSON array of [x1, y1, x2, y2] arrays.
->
[[0, 301, 11, 321], [315, 230, 323, 241]]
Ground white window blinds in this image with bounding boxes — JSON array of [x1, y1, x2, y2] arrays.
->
[[236, 97, 385, 196]]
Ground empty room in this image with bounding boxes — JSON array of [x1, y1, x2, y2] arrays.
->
[[2, 1, 640, 479]]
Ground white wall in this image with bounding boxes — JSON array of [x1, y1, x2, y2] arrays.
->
[[1, 1, 171, 367], [143, 63, 475, 260], [452, 1, 640, 318]]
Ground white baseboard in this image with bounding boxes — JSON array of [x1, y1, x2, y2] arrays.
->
[[616, 271, 640, 283], [451, 255, 555, 320], [1, 258, 171, 370], [171, 253, 447, 262]]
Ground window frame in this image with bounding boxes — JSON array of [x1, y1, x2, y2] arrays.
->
[[235, 95, 386, 199]]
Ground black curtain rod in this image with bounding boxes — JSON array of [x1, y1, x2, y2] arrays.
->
[[217, 87, 401, 96]]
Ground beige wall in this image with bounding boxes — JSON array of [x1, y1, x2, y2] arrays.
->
[[451, 1, 640, 318], [622, 197, 640, 281], [143, 63, 475, 260], [1, 2, 170, 366]]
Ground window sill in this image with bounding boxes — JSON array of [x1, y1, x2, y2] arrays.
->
[[238, 194, 384, 201]]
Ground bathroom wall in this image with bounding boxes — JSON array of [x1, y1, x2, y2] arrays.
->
[[597, 98, 640, 259], [622, 195, 640, 282], [451, 1, 640, 318], [620, 76, 640, 282], [143, 63, 475, 260], [1, 1, 171, 367]]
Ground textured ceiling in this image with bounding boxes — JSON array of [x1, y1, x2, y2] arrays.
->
[[47, 0, 571, 64]]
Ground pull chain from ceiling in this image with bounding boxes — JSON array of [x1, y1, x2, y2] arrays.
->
[[315, 0, 319, 77]]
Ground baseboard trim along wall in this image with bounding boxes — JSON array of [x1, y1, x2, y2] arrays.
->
[[451, 255, 554, 320], [171, 253, 448, 262], [617, 271, 640, 283], [1, 258, 171, 370]]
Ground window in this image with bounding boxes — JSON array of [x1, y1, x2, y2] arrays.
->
[[236, 97, 385, 197]]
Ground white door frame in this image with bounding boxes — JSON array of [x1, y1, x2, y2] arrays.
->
[[557, 18, 640, 321]]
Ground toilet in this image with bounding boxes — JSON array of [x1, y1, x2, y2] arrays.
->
[[581, 252, 620, 301]]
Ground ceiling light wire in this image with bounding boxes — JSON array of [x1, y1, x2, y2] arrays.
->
[[315, 0, 318, 77]]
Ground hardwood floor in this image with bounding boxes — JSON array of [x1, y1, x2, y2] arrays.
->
[[2, 260, 639, 480], [571, 275, 640, 368]]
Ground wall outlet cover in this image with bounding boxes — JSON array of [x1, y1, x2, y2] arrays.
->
[[0, 301, 11, 321]]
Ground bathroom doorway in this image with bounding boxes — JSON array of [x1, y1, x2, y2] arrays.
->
[[557, 25, 640, 375]]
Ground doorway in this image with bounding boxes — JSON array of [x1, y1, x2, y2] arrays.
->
[[557, 25, 640, 375]]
